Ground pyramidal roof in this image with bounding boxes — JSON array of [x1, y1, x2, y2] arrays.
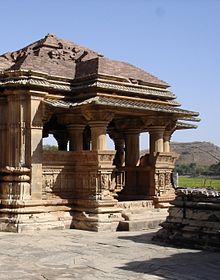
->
[[0, 33, 169, 87]]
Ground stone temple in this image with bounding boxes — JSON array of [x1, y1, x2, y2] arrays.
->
[[0, 34, 199, 232]]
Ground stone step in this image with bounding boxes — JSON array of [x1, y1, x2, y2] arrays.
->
[[118, 207, 168, 231], [122, 208, 168, 217], [118, 217, 165, 231]]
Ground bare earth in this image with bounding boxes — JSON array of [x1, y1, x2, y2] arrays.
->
[[0, 229, 219, 280]]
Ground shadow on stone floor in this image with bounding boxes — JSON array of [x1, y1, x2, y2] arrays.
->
[[118, 230, 173, 248], [117, 250, 220, 280]]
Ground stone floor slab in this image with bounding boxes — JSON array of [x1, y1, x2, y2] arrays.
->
[[0, 229, 219, 280]]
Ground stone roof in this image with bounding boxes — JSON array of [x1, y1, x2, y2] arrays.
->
[[0, 34, 169, 88], [44, 96, 200, 118]]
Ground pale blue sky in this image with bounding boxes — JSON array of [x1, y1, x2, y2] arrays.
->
[[0, 0, 219, 146]]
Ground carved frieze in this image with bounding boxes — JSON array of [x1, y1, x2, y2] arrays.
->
[[154, 170, 175, 198]]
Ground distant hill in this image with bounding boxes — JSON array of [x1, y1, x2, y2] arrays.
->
[[141, 141, 220, 167], [171, 141, 220, 166]]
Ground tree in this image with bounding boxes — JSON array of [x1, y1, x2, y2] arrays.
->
[[43, 145, 58, 151]]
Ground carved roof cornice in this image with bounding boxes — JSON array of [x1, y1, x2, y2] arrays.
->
[[43, 95, 199, 119], [175, 121, 198, 130], [0, 70, 72, 93], [0, 70, 176, 101]]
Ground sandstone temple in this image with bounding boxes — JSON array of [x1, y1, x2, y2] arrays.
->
[[0, 34, 199, 232]]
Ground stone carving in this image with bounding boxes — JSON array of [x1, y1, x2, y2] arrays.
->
[[48, 48, 88, 62], [97, 172, 118, 199], [99, 154, 115, 162], [165, 172, 171, 187]]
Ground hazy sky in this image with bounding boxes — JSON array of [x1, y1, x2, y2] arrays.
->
[[0, 0, 219, 147]]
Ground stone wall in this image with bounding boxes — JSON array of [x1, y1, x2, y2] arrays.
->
[[155, 188, 220, 249]]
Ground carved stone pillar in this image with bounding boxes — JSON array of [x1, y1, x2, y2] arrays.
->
[[89, 121, 108, 150], [82, 109, 114, 151], [125, 129, 140, 167], [67, 124, 85, 151], [149, 126, 165, 155], [0, 97, 7, 170], [83, 126, 91, 150], [163, 131, 172, 153], [29, 93, 45, 200], [53, 130, 69, 151], [59, 113, 86, 151], [0, 90, 45, 201], [108, 129, 125, 168], [113, 138, 125, 168]]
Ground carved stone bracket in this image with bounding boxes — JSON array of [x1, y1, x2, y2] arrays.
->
[[114, 118, 144, 131], [58, 112, 87, 126], [82, 109, 114, 123]]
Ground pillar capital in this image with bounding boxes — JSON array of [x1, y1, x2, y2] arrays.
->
[[67, 123, 86, 130], [163, 130, 173, 153], [148, 126, 165, 134], [82, 109, 114, 123], [58, 113, 86, 126], [163, 130, 172, 141]]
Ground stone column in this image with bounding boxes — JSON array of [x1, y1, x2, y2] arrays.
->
[[113, 138, 125, 168], [108, 130, 125, 168], [125, 129, 140, 167], [83, 126, 91, 151], [28, 93, 45, 200], [53, 130, 69, 151], [59, 113, 86, 152], [1, 90, 46, 201], [0, 97, 7, 170], [82, 109, 114, 151], [67, 124, 85, 151], [89, 121, 108, 151], [149, 126, 165, 156], [163, 131, 172, 153]]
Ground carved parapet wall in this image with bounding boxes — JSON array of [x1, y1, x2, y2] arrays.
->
[[42, 151, 98, 200], [42, 150, 120, 201], [155, 188, 220, 249], [150, 152, 178, 207], [42, 150, 123, 231]]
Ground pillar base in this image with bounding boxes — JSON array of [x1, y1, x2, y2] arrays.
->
[[153, 194, 176, 208], [0, 198, 123, 232]]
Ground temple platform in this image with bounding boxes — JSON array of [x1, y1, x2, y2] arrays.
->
[[117, 200, 168, 231]]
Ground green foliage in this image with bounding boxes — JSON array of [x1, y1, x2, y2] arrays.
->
[[174, 162, 219, 176], [174, 163, 207, 176], [179, 176, 220, 191], [43, 145, 58, 151], [208, 162, 220, 176]]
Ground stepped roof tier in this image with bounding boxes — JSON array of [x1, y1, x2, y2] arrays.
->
[[0, 33, 199, 126]]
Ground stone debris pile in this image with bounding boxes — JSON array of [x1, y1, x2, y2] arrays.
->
[[155, 187, 220, 250]]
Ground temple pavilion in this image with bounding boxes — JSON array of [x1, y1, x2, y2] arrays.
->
[[0, 34, 199, 232]]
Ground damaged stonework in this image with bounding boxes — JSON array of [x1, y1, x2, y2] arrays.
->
[[155, 188, 220, 249]]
